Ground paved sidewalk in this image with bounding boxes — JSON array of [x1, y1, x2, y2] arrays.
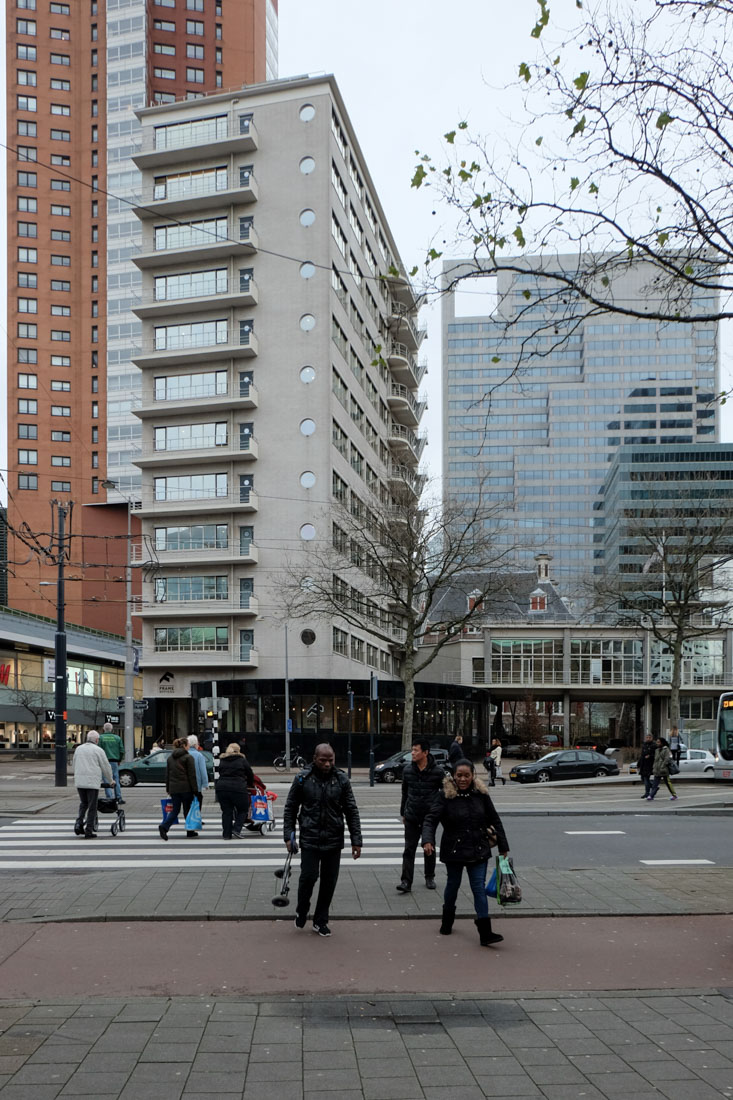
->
[[1, 989, 732, 1100], [2, 862, 733, 923]]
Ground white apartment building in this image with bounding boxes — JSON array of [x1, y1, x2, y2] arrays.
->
[[130, 76, 432, 743]]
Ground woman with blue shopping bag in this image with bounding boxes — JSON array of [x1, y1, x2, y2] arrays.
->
[[215, 742, 255, 839], [158, 738, 199, 840], [422, 758, 509, 947]]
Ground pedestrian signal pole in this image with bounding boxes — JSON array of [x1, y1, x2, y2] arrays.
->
[[369, 673, 378, 787], [347, 681, 354, 778]]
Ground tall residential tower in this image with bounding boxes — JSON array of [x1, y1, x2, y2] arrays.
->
[[6, 0, 277, 632]]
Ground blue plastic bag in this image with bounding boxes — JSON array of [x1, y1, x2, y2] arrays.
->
[[185, 799, 202, 831], [486, 866, 498, 898]]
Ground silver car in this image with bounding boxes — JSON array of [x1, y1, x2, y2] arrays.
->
[[677, 748, 717, 777]]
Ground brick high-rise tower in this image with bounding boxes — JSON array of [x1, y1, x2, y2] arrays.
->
[[6, 0, 277, 634]]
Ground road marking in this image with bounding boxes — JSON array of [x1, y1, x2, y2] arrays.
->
[[564, 830, 626, 835], [639, 859, 715, 865]]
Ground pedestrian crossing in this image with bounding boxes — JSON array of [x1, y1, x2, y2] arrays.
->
[[0, 816, 410, 871]]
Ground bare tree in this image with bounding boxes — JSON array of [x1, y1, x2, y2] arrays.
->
[[288, 476, 519, 748], [593, 485, 733, 731], [413, 0, 733, 341], [7, 686, 48, 748]]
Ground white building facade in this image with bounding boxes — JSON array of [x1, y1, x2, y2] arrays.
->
[[130, 77, 430, 744]]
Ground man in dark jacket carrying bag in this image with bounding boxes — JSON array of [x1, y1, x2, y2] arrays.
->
[[283, 743, 362, 937], [396, 737, 445, 893]]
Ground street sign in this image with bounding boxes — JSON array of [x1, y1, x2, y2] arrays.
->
[[45, 710, 55, 722], [287, 718, 293, 733], [133, 698, 148, 712]]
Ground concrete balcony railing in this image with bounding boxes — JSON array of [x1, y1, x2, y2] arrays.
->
[[137, 382, 259, 418], [132, 327, 258, 368], [134, 114, 258, 168], [138, 596, 259, 618], [134, 218, 258, 268], [134, 169, 258, 218], [137, 435, 258, 467], [132, 542, 258, 566], [135, 488, 259, 516], [144, 647, 259, 668], [135, 276, 258, 318], [386, 341, 427, 389], [387, 422, 427, 463], [388, 383, 427, 428]]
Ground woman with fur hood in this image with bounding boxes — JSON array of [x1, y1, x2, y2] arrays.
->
[[422, 758, 509, 946]]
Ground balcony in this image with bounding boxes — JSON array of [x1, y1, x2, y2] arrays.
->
[[387, 422, 427, 464], [386, 342, 426, 389], [137, 382, 259, 419], [387, 464, 426, 499], [134, 115, 259, 169], [136, 488, 259, 516], [143, 647, 259, 668], [132, 542, 258, 566], [137, 435, 258, 469], [133, 171, 258, 220], [388, 303, 425, 351], [134, 219, 257, 269], [138, 596, 259, 618], [383, 267, 424, 311], [132, 328, 258, 369], [387, 383, 426, 428], [135, 276, 258, 319]]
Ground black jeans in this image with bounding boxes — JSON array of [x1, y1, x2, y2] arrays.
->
[[400, 816, 436, 885], [76, 788, 99, 836], [297, 846, 342, 926], [161, 792, 195, 834], [641, 772, 653, 796], [218, 790, 250, 838]]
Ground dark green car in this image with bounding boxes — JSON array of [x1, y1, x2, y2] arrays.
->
[[118, 750, 215, 787]]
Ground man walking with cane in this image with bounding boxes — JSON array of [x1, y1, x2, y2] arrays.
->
[[283, 743, 362, 937], [396, 737, 445, 893]]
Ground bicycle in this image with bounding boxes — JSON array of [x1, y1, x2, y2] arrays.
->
[[273, 748, 306, 771]]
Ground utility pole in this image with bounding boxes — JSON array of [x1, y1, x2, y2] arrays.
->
[[53, 502, 68, 787], [284, 625, 291, 773], [369, 673, 378, 787], [347, 681, 354, 778]]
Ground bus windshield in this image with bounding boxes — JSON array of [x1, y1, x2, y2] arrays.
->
[[716, 694, 733, 761]]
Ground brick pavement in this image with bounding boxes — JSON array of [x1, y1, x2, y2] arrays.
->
[[1, 991, 733, 1100]]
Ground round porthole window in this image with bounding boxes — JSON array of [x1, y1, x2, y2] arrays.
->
[[300, 470, 316, 488], [299, 313, 316, 331], [299, 366, 315, 384], [299, 156, 315, 175], [300, 629, 316, 646], [300, 261, 316, 279], [299, 418, 316, 436], [300, 523, 316, 541], [299, 104, 316, 122], [299, 208, 316, 227]]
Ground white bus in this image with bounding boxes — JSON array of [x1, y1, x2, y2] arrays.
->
[[714, 693, 733, 780]]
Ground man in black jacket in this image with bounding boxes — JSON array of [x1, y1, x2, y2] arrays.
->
[[638, 733, 656, 799], [396, 737, 446, 893], [283, 743, 362, 937]]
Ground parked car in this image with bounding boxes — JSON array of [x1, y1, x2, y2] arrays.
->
[[509, 749, 620, 784], [630, 748, 715, 777], [574, 740, 610, 755], [118, 750, 215, 787], [373, 747, 450, 783]]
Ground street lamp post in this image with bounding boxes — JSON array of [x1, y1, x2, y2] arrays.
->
[[102, 480, 135, 761]]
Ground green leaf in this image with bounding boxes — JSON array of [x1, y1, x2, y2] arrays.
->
[[601, 276, 610, 287], [589, 181, 599, 194], [411, 164, 427, 189], [573, 71, 589, 91], [458, 121, 468, 130], [570, 176, 580, 191], [656, 111, 673, 130], [522, 289, 532, 300], [657, 232, 669, 247], [519, 61, 531, 83], [513, 225, 526, 248], [531, 0, 550, 38], [444, 130, 456, 144], [571, 115, 586, 137], [491, 356, 501, 362], [409, 266, 418, 277], [684, 264, 694, 275], [427, 248, 443, 261], [458, 168, 473, 181], [535, 135, 543, 146], [387, 266, 399, 278]]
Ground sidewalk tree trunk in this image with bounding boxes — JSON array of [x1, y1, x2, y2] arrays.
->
[[287, 477, 518, 749]]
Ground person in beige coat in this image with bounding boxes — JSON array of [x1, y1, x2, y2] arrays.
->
[[73, 730, 114, 838]]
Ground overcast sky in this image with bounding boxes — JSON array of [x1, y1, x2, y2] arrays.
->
[[278, 0, 732, 463]]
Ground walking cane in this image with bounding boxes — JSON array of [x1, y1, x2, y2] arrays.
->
[[272, 831, 298, 907]]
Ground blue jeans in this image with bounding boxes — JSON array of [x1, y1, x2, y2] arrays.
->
[[161, 792, 194, 834], [444, 860, 489, 919], [104, 761, 121, 801]]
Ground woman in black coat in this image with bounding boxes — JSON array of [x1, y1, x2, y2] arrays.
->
[[159, 738, 199, 840], [422, 758, 509, 946], [215, 742, 255, 839]]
